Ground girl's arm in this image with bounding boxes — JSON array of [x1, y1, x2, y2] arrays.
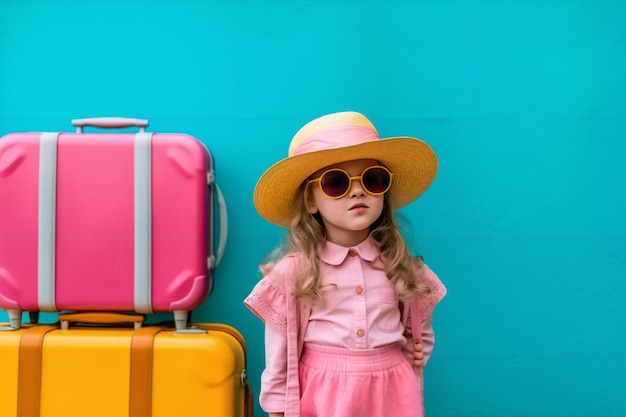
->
[[420, 316, 435, 365], [260, 324, 288, 414], [403, 315, 435, 367]]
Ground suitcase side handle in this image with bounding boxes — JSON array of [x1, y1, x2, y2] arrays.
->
[[59, 312, 146, 330], [209, 181, 228, 270], [71, 117, 149, 133]]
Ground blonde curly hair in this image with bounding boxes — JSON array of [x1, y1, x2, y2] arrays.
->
[[260, 181, 431, 305]]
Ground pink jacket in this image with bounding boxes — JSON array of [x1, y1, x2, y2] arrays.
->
[[244, 253, 446, 417]]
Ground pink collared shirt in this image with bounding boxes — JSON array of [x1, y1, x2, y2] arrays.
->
[[305, 239, 410, 349], [251, 238, 437, 413]]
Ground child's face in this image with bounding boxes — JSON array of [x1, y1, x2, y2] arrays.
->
[[306, 159, 385, 247]]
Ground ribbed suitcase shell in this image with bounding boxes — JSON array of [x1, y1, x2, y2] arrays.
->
[[0, 124, 213, 329], [0, 322, 249, 417]]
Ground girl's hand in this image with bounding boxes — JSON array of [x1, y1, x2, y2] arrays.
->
[[413, 340, 425, 367]]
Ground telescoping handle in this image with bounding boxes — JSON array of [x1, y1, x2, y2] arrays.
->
[[59, 312, 146, 330], [71, 117, 149, 133]]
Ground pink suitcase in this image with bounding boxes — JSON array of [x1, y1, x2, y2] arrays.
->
[[0, 118, 227, 330]]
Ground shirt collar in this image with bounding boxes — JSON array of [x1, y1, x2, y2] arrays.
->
[[320, 236, 380, 265]]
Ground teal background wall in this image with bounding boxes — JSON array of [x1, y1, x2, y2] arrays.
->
[[1, 1, 624, 416]]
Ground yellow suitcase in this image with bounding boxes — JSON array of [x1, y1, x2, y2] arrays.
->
[[0, 312, 253, 417]]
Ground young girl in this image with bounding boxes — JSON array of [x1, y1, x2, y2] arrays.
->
[[244, 111, 446, 417]]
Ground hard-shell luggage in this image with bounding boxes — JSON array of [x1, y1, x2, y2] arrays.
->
[[0, 312, 252, 417], [0, 118, 228, 330]]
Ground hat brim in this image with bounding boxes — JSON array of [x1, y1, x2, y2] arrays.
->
[[254, 136, 438, 227]]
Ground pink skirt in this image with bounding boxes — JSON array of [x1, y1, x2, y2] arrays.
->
[[299, 343, 423, 417]]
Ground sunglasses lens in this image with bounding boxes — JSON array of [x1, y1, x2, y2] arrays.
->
[[320, 170, 350, 197], [362, 167, 391, 194]]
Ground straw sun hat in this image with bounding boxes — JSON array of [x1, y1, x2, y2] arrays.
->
[[253, 111, 438, 227]]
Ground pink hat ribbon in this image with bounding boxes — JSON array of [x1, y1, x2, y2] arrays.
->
[[291, 125, 380, 156]]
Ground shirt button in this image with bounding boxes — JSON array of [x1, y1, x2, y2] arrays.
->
[[348, 249, 357, 257], [356, 329, 365, 337], [355, 285, 364, 295]]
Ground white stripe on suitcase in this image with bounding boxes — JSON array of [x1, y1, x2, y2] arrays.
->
[[38, 132, 59, 312], [134, 132, 153, 314]]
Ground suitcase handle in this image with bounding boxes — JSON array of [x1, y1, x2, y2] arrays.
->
[[211, 182, 228, 270], [71, 117, 149, 133], [59, 312, 146, 330]]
